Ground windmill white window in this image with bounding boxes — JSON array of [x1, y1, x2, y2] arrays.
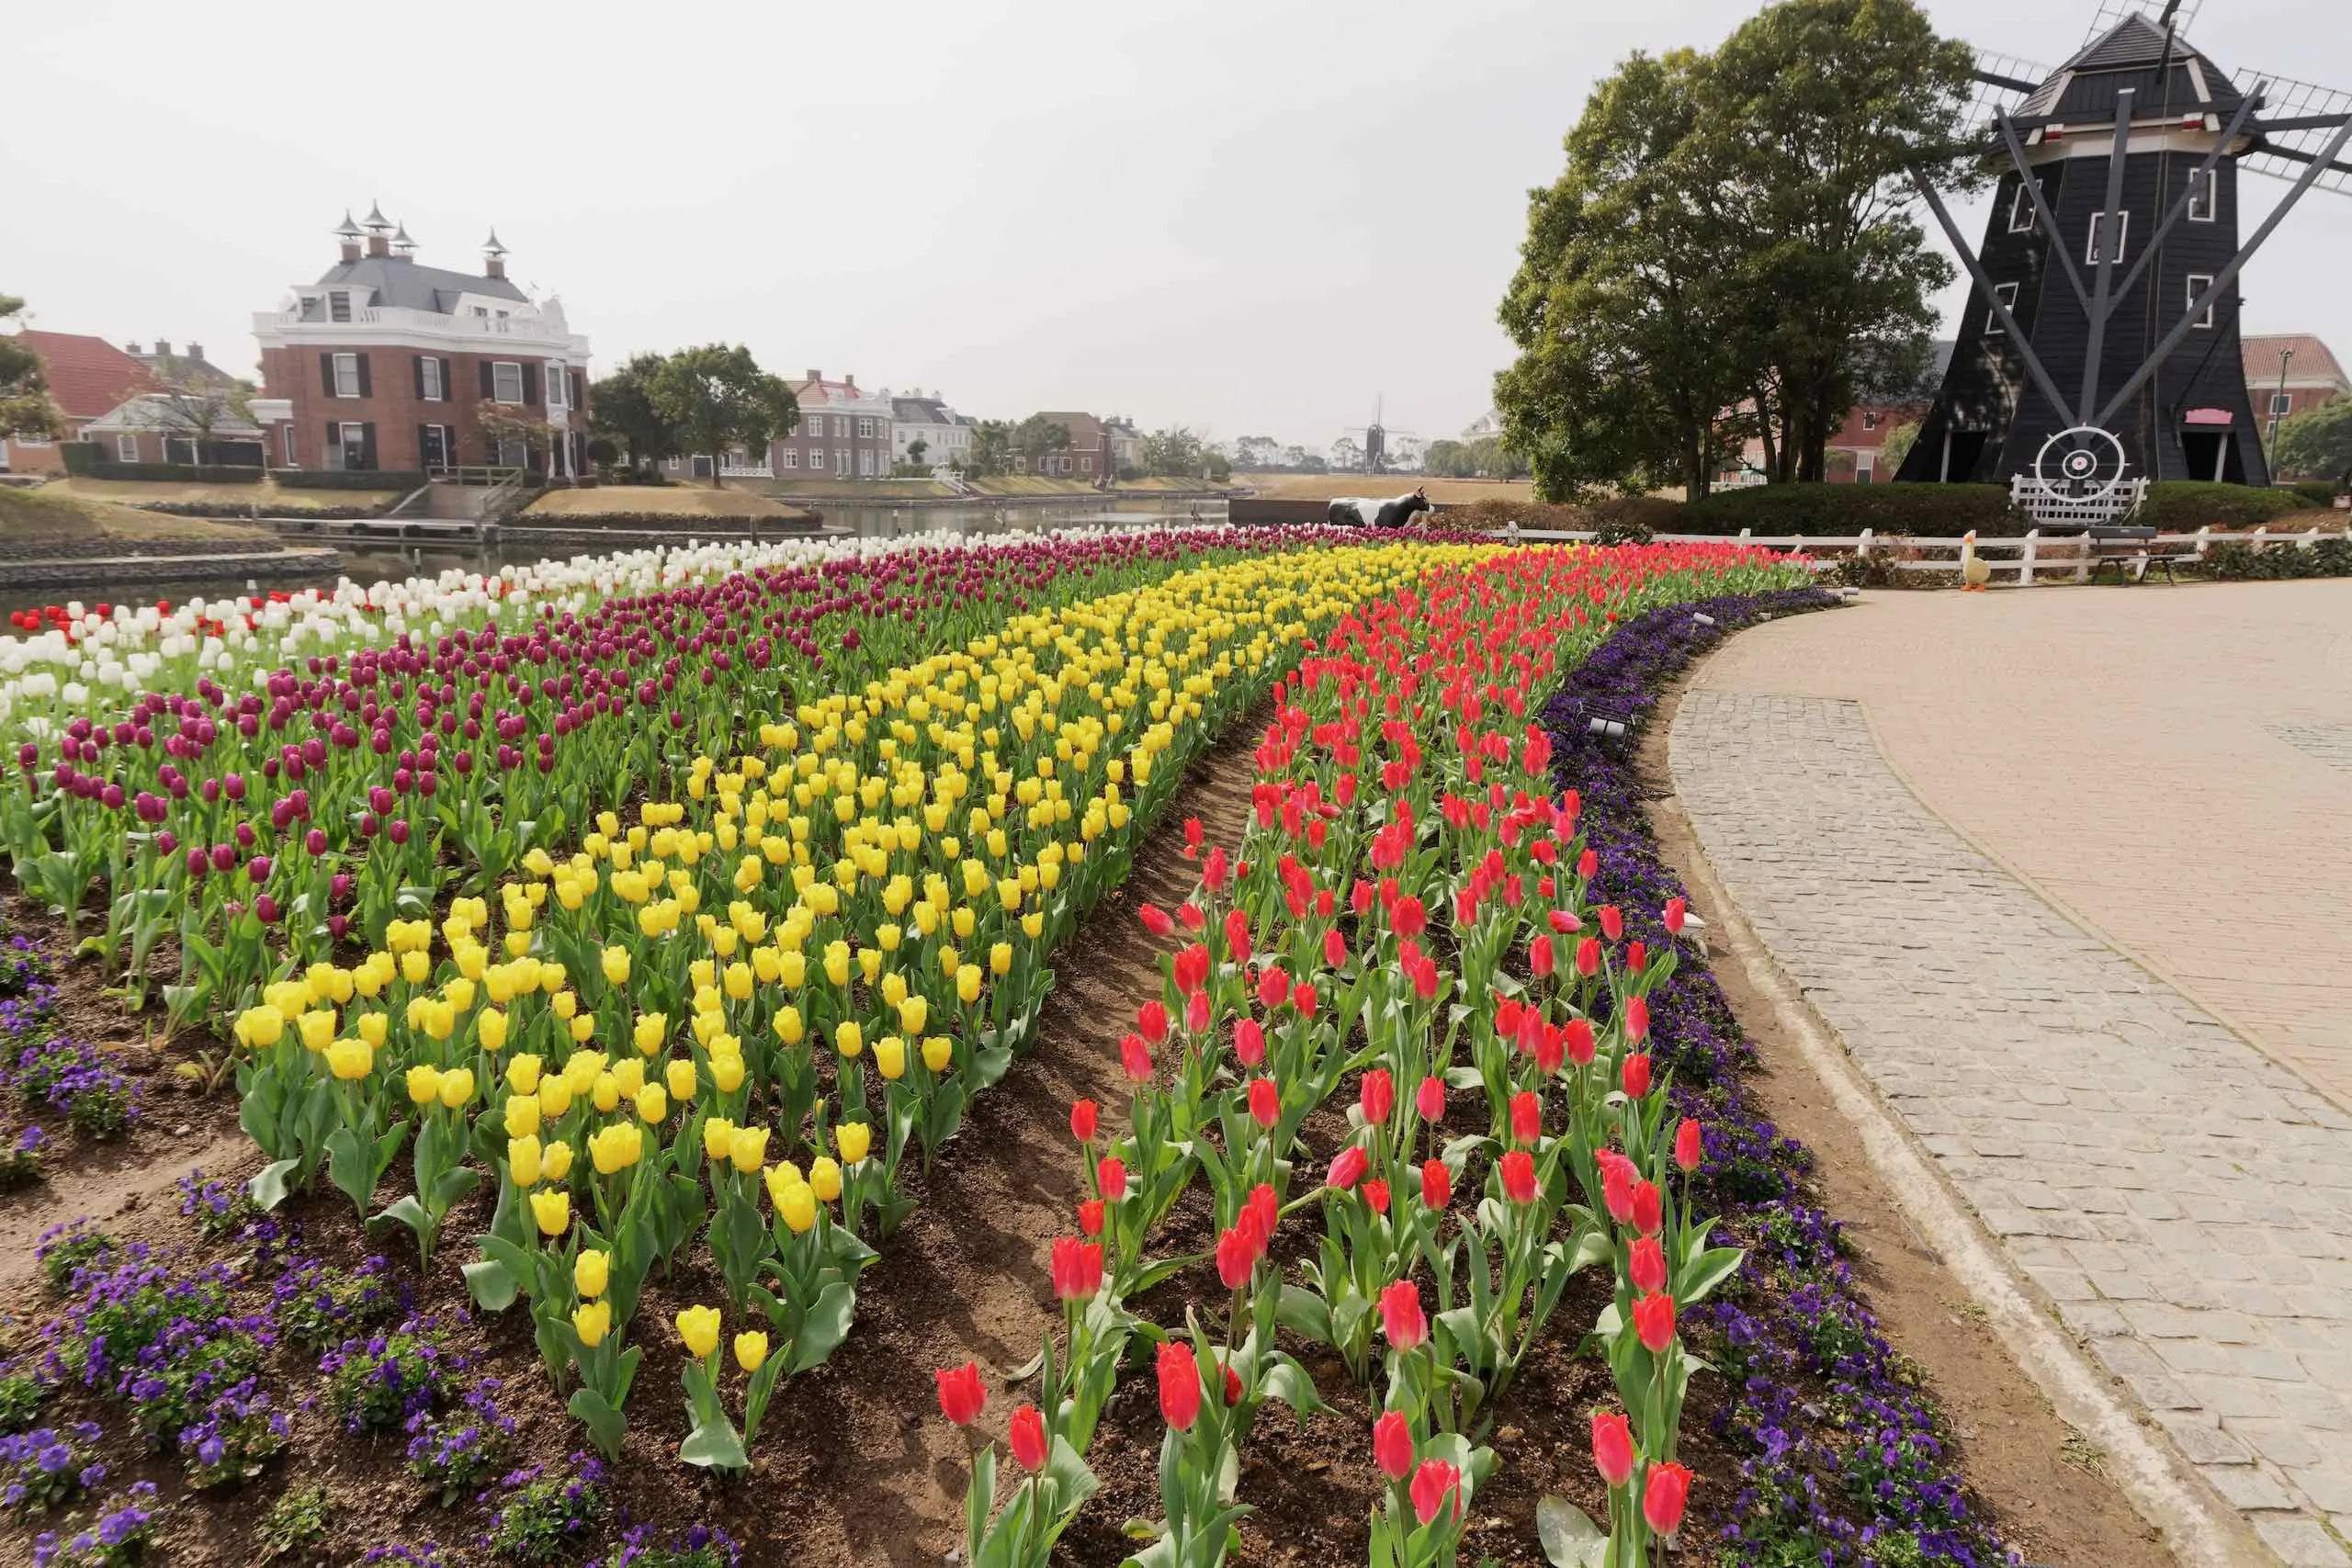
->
[[2185, 274, 2215, 327], [2187, 168, 2218, 221], [2086, 210, 2130, 265], [2007, 183, 2039, 232], [1986, 281, 2020, 333]]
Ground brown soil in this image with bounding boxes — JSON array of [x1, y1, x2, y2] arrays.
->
[[1641, 671, 2177, 1568]]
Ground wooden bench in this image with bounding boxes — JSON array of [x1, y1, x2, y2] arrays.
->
[[2086, 525, 2193, 584]]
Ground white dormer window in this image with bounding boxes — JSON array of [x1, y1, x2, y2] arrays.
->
[[2087, 210, 2129, 265], [329, 292, 354, 322]]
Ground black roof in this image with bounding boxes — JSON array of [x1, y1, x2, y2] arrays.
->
[[2018, 14, 2246, 120], [309, 255, 526, 314]]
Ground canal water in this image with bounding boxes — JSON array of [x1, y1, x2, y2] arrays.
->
[[2, 498, 1224, 619]]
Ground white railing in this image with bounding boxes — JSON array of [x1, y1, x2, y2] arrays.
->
[[1494, 524, 2345, 585], [2008, 474, 2149, 530], [718, 462, 775, 479], [253, 306, 579, 346]]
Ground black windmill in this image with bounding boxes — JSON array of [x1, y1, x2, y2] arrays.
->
[[1896, 0, 2352, 515]]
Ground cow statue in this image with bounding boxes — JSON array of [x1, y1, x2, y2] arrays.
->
[[1327, 487, 1432, 530]]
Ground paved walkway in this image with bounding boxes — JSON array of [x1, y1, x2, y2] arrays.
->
[[1669, 584, 2352, 1568]]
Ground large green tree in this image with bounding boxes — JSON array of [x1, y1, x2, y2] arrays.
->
[[1012, 414, 1072, 473], [648, 345, 797, 487], [1141, 425, 1206, 477], [590, 352, 682, 472], [1, 292, 62, 442], [1497, 0, 1974, 497], [2274, 399, 2352, 487]]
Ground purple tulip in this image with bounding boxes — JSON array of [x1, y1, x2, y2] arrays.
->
[[305, 829, 327, 855], [387, 819, 410, 845], [247, 855, 273, 884], [254, 894, 279, 924]]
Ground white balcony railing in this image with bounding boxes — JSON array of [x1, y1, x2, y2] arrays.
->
[[719, 462, 775, 479], [253, 305, 580, 347]]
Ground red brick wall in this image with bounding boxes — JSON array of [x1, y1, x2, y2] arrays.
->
[[262, 344, 588, 470]]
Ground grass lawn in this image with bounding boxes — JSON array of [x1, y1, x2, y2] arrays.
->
[[967, 476, 1102, 497], [1240, 474, 1536, 505], [524, 485, 814, 522], [754, 479, 956, 501], [47, 476, 406, 513], [1114, 476, 1229, 492], [0, 485, 278, 546]]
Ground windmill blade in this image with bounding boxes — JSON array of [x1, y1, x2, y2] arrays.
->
[[2240, 72, 2352, 195], [1966, 48, 2052, 132], [2082, 0, 2204, 46]]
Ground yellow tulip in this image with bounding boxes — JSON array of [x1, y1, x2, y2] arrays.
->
[[326, 1038, 374, 1081], [574, 1247, 609, 1300], [530, 1187, 571, 1237], [956, 965, 983, 1004], [570, 1014, 596, 1043], [633, 1013, 667, 1056], [776, 950, 806, 989], [507, 1133, 543, 1188], [922, 1035, 954, 1073], [356, 1011, 388, 1049], [776, 1179, 818, 1234], [406, 1064, 444, 1105], [990, 942, 1012, 976], [898, 995, 929, 1035], [437, 1067, 476, 1110], [592, 1071, 621, 1114], [542, 1140, 574, 1181], [835, 1122, 871, 1165], [676, 1303, 722, 1359], [774, 1007, 804, 1048], [823, 942, 851, 987], [297, 1010, 335, 1052], [874, 1035, 907, 1081], [401, 951, 431, 985], [538, 1076, 574, 1119], [809, 1156, 842, 1201], [572, 1298, 609, 1348], [635, 1085, 669, 1125], [703, 1116, 738, 1162], [666, 1058, 697, 1102], [734, 1330, 769, 1373], [835, 1021, 863, 1059], [503, 1093, 541, 1139], [601, 946, 631, 987], [477, 1008, 509, 1054], [589, 1122, 643, 1175], [445, 976, 476, 1013], [612, 1057, 646, 1099], [507, 1054, 543, 1095], [729, 1125, 769, 1174], [552, 989, 579, 1021]]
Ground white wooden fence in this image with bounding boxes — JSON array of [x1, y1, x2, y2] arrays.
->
[[1491, 524, 2346, 585]]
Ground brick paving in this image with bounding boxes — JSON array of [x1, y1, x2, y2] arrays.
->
[[1672, 669, 2352, 1565]]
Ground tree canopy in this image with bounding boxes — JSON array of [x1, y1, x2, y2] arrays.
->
[[1496, 0, 1975, 499], [646, 345, 798, 486], [0, 292, 62, 442], [2273, 398, 2352, 488], [589, 353, 682, 470]]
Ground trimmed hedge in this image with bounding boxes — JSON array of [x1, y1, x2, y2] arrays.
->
[[2287, 480, 2341, 508], [2206, 534, 2352, 580], [2133, 482, 2306, 532], [1680, 482, 2021, 537], [272, 468, 429, 491], [58, 445, 265, 483]]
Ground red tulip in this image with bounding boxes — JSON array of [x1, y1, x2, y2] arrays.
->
[[1077, 1198, 1105, 1236], [1416, 1074, 1445, 1122], [1363, 1178, 1389, 1215], [1664, 897, 1687, 934], [1256, 966, 1289, 1011], [1547, 908, 1581, 934], [1233, 1018, 1266, 1066], [1510, 1089, 1541, 1146], [1224, 908, 1251, 964], [1563, 1017, 1596, 1066], [1097, 1156, 1128, 1203], [1292, 979, 1317, 1017], [1632, 1291, 1677, 1353], [1223, 1363, 1244, 1406], [1499, 1149, 1538, 1204], [934, 1360, 986, 1426], [1622, 1052, 1651, 1099], [1009, 1403, 1047, 1471], [1173, 942, 1210, 996], [1531, 933, 1555, 977], [1216, 1224, 1256, 1289], [1121, 1032, 1154, 1085], [1626, 940, 1646, 974], [1248, 1181, 1279, 1245], [1409, 1458, 1462, 1525], [1360, 1068, 1394, 1125], [1070, 1099, 1099, 1144], [1644, 1461, 1692, 1535], [1323, 927, 1347, 968], [1602, 1158, 1635, 1225], [1328, 1145, 1368, 1189], [1185, 989, 1212, 1034], [1373, 1410, 1415, 1481], [1623, 996, 1649, 1043], [1628, 1235, 1668, 1294], [1576, 938, 1600, 976], [1156, 1341, 1202, 1430], [1675, 1117, 1703, 1173], [1631, 1179, 1663, 1236], [1590, 1409, 1634, 1487], [1052, 1235, 1104, 1302], [1380, 1279, 1426, 1350], [1137, 903, 1175, 937], [1420, 1158, 1451, 1210], [1599, 905, 1623, 942], [1136, 999, 1169, 1045], [1248, 1077, 1281, 1128]]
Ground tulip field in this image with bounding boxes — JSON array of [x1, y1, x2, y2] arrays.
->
[[0, 526, 2013, 1567]]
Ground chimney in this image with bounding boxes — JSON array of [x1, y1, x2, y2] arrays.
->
[[362, 200, 392, 257], [482, 229, 509, 280], [807, 369, 821, 384], [187, 343, 203, 364], [335, 210, 363, 264], [154, 339, 173, 358], [125, 342, 143, 355]]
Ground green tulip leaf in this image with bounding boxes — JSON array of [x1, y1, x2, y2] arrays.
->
[[462, 1256, 520, 1314], [786, 1280, 857, 1372], [1536, 1496, 1608, 1568], [247, 1156, 300, 1213]]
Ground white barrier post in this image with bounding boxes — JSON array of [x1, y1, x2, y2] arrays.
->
[[1857, 528, 1873, 562], [2252, 526, 2268, 554], [2019, 529, 2039, 586], [2195, 525, 2211, 561]]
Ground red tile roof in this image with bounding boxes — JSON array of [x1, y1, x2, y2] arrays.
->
[[2242, 334, 2347, 390], [9, 331, 155, 420]]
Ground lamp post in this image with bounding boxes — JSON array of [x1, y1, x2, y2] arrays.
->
[[2267, 345, 2296, 461]]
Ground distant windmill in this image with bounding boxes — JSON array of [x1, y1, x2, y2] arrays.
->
[[1339, 397, 1419, 475], [1896, 0, 2352, 520]]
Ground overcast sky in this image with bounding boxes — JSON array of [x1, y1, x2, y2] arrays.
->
[[6, 0, 2346, 450]]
